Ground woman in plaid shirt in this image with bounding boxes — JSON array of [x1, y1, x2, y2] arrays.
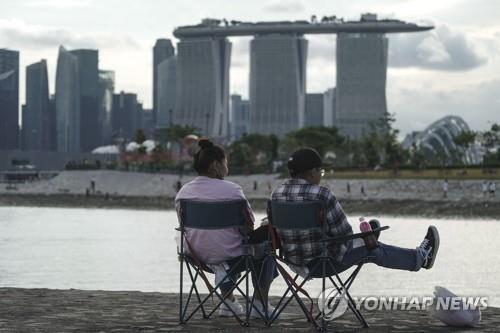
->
[[271, 148, 440, 273]]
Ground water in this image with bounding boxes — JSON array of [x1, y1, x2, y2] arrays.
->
[[1, 207, 499, 306]]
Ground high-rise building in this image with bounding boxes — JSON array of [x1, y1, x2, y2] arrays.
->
[[70, 49, 99, 152], [55, 46, 80, 153], [305, 93, 324, 127], [153, 39, 175, 127], [175, 37, 231, 137], [98, 70, 115, 145], [336, 31, 388, 138], [48, 95, 57, 151], [142, 108, 153, 138], [22, 59, 51, 151], [20, 104, 26, 149], [230, 94, 249, 140], [323, 88, 336, 128], [111, 91, 142, 141], [157, 56, 176, 128], [0, 48, 20, 150], [249, 35, 307, 137], [136, 102, 144, 135]]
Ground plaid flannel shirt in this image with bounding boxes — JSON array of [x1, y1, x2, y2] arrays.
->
[[271, 178, 353, 266]]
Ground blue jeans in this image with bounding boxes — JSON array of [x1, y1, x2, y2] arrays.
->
[[220, 256, 277, 295], [337, 242, 422, 272], [307, 242, 422, 277]]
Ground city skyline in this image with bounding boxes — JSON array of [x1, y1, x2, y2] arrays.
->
[[1, 0, 499, 137]]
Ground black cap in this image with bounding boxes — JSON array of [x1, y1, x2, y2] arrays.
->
[[287, 148, 328, 175]]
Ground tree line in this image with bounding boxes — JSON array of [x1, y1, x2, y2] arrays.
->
[[129, 115, 499, 174]]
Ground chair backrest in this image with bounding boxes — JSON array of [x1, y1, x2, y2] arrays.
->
[[179, 199, 249, 229], [269, 200, 325, 230]]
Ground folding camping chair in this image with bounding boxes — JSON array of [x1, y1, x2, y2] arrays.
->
[[177, 199, 268, 326], [266, 200, 389, 331]]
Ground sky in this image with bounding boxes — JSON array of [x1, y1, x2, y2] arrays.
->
[[1, 0, 499, 137]]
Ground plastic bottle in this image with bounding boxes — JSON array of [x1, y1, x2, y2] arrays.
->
[[359, 217, 378, 250]]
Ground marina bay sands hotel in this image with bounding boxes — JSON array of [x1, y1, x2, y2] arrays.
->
[[167, 14, 432, 139]]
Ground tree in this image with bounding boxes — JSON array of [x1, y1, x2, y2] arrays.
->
[[228, 134, 279, 173], [359, 112, 404, 170], [482, 123, 500, 167], [281, 126, 345, 158], [483, 123, 499, 149], [228, 142, 254, 173], [409, 143, 426, 170], [134, 129, 147, 144], [453, 130, 476, 165], [156, 125, 199, 147]]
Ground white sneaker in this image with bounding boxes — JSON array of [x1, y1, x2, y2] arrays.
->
[[218, 298, 244, 317], [250, 299, 275, 319]]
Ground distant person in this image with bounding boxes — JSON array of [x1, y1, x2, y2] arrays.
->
[[482, 181, 488, 198], [175, 179, 182, 193], [90, 179, 96, 194], [347, 181, 351, 194], [443, 179, 449, 199], [361, 184, 366, 197], [253, 180, 258, 191], [489, 181, 496, 198]]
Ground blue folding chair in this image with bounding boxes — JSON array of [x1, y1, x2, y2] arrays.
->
[[266, 200, 389, 331], [177, 199, 268, 327]]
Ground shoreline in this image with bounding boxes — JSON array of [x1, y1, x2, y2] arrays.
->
[[1, 288, 498, 332], [1, 193, 499, 218]]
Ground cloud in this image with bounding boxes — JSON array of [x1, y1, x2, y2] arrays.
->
[[0, 19, 140, 51], [263, 0, 305, 13], [227, 22, 490, 73], [390, 78, 500, 136], [24, 0, 93, 8], [308, 35, 336, 61], [230, 37, 250, 68], [388, 24, 488, 71]]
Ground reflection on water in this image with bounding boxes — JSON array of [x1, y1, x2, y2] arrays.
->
[[0, 206, 499, 306]]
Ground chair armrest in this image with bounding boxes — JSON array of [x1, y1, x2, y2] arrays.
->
[[175, 227, 181, 231], [322, 226, 390, 243]]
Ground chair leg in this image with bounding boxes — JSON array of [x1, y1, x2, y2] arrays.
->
[[326, 261, 369, 328], [185, 264, 207, 319], [268, 271, 300, 325], [325, 274, 366, 326], [179, 255, 184, 324], [321, 258, 327, 331], [272, 259, 321, 329], [245, 256, 250, 326], [285, 274, 318, 329], [204, 269, 251, 319], [271, 258, 326, 328], [184, 259, 247, 325], [181, 267, 196, 319], [248, 256, 271, 325]]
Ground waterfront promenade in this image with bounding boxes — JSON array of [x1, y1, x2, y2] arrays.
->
[[2, 170, 499, 203], [0, 288, 498, 332], [1, 170, 499, 217]]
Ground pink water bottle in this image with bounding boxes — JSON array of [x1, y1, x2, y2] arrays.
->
[[359, 217, 378, 250]]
